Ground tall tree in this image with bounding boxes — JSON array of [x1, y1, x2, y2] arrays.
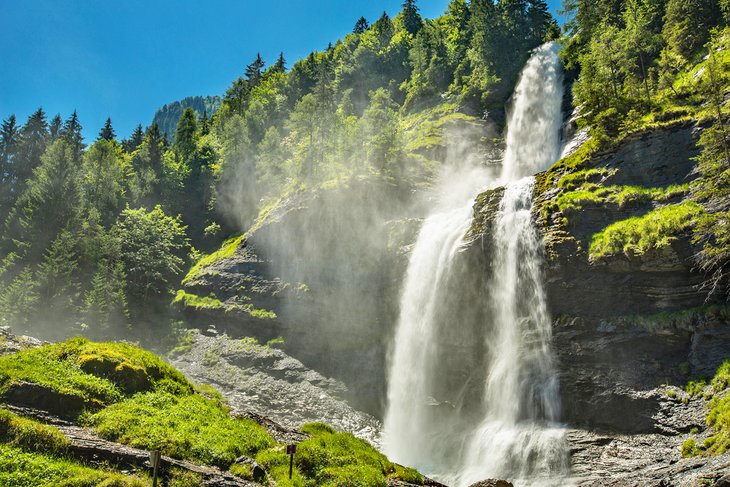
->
[[246, 53, 265, 87], [353, 16, 369, 34], [401, 0, 424, 35], [0, 115, 19, 219], [173, 108, 198, 163], [123, 124, 144, 153], [61, 110, 85, 160], [83, 139, 126, 223], [662, 0, 721, 63], [273, 52, 287, 73], [98, 117, 116, 141], [15, 108, 49, 187], [622, 0, 661, 102], [14, 139, 82, 260], [48, 114, 63, 141]]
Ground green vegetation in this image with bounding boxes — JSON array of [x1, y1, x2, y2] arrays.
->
[[172, 290, 228, 311], [256, 422, 424, 487], [0, 409, 148, 486], [555, 183, 688, 214], [182, 234, 243, 285], [0, 340, 425, 484], [0, 338, 193, 413], [83, 391, 274, 468], [589, 201, 703, 259], [0, 444, 148, 487], [682, 359, 730, 457]]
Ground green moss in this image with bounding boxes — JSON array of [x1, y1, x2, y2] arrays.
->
[[172, 290, 228, 311], [682, 438, 700, 457], [0, 444, 149, 486], [589, 201, 703, 259], [0, 338, 193, 413], [182, 235, 244, 284], [0, 345, 122, 409], [83, 391, 274, 468], [555, 183, 689, 215], [256, 422, 425, 486], [680, 359, 730, 456]]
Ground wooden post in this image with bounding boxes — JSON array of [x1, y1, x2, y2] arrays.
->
[[287, 444, 297, 479], [149, 450, 161, 487]]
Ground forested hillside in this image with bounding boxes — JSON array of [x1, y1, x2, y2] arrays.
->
[[0, 0, 727, 343], [0, 0, 558, 342]]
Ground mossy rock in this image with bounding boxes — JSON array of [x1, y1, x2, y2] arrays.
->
[[78, 354, 151, 394]]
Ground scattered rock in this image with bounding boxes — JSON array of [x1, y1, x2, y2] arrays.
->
[[467, 480, 514, 487]]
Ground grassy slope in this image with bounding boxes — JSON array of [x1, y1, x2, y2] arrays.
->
[[0, 338, 424, 485]]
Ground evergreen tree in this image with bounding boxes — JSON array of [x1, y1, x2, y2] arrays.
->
[[61, 110, 85, 160], [199, 111, 210, 136], [527, 0, 553, 43], [15, 108, 49, 187], [124, 124, 144, 153], [98, 117, 116, 141], [662, 0, 721, 63], [373, 12, 396, 49], [354, 16, 369, 34], [401, 0, 424, 36], [246, 53, 265, 87], [48, 114, 63, 141], [173, 108, 198, 163], [15, 139, 82, 260], [273, 52, 287, 73], [0, 115, 19, 219], [83, 139, 126, 223]]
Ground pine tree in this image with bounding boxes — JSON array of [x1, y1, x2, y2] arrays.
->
[[245, 53, 265, 87], [199, 111, 210, 136], [0, 115, 19, 219], [15, 139, 82, 260], [174, 108, 198, 163], [98, 117, 116, 141], [354, 16, 369, 34], [527, 0, 552, 43], [61, 110, 85, 160], [401, 0, 423, 36], [15, 108, 49, 186], [373, 11, 395, 48], [273, 52, 287, 73], [49, 114, 63, 141], [124, 124, 144, 153]]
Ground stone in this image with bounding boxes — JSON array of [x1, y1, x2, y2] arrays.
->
[[467, 480, 514, 487]]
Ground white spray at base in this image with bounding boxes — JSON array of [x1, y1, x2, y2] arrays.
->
[[383, 43, 568, 486]]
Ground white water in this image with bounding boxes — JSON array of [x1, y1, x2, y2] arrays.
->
[[383, 43, 568, 485]]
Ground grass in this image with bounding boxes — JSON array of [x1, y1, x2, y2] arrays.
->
[[255, 422, 424, 487], [82, 391, 275, 468], [589, 201, 703, 259], [0, 409, 70, 455], [172, 290, 228, 311], [182, 234, 244, 285], [173, 290, 277, 320], [555, 183, 689, 214], [682, 359, 730, 457], [0, 444, 149, 487]]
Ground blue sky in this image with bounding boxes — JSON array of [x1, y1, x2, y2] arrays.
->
[[0, 0, 564, 140]]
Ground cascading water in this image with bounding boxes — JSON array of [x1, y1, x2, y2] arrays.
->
[[383, 43, 568, 485]]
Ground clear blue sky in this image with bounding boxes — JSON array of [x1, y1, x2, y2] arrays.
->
[[0, 0, 564, 141]]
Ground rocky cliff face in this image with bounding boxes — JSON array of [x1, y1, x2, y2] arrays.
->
[[465, 119, 730, 483], [181, 117, 730, 483]]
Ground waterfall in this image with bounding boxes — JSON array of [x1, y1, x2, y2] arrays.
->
[[383, 43, 567, 485]]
